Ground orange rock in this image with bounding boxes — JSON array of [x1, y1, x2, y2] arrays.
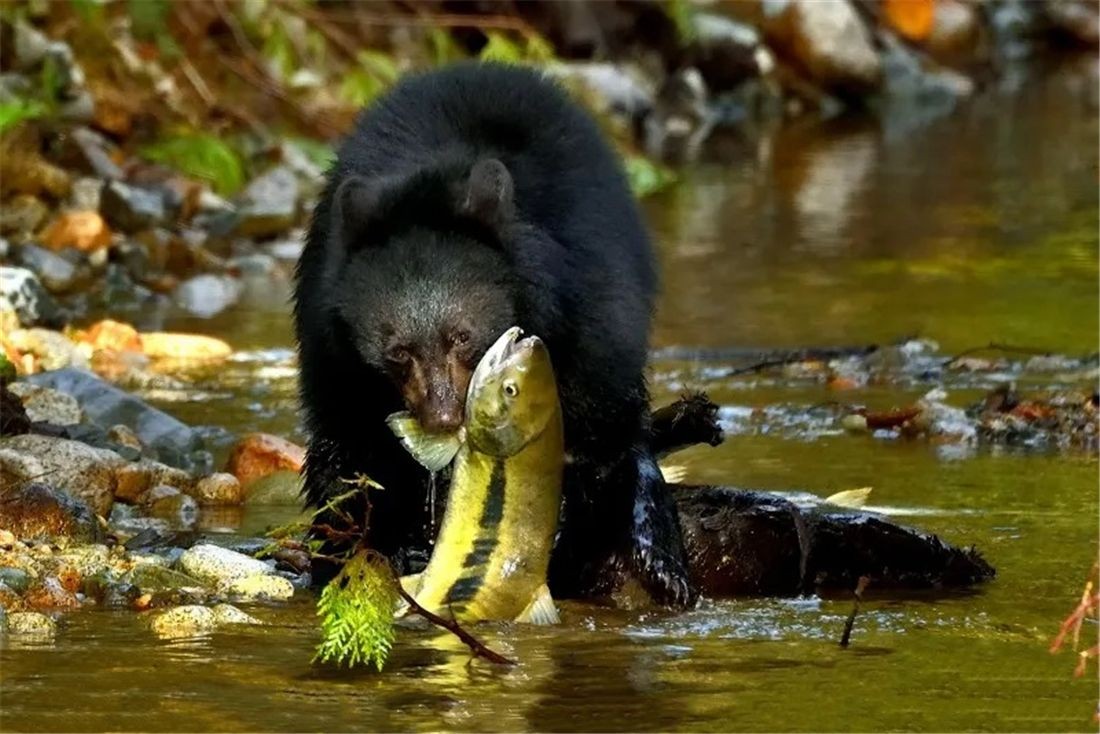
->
[[827, 376, 859, 391], [883, 0, 935, 41], [226, 433, 305, 488], [39, 211, 112, 253], [83, 319, 142, 354], [139, 332, 232, 361], [55, 564, 82, 594], [24, 576, 80, 609]]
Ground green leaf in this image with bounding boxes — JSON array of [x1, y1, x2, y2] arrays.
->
[[623, 153, 678, 198], [314, 550, 399, 671], [479, 32, 524, 64], [140, 134, 246, 195], [0, 99, 46, 136], [427, 28, 464, 66], [665, 0, 697, 45], [127, 0, 171, 42]]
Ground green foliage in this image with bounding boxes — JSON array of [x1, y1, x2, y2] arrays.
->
[[127, 0, 171, 43], [0, 99, 46, 135], [623, 153, 678, 198], [140, 134, 246, 195], [68, 0, 106, 23], [314, 550, 399, 670], [666, 0, 697, 45], [339, 50, 400, 107], [478, 31, 557, 65], [427, 28, 464, 66], [262, 21, 297, 82], [285, 136, 335, 171]]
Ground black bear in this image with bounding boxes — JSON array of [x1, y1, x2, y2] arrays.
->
[[294, 62, 693, 606]]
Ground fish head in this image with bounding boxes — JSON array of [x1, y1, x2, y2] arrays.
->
[[465, 326, 559, 457]]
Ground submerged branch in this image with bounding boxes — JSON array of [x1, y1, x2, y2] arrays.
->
[[839, 576, 871, 648], [391, 568, 516, 666]]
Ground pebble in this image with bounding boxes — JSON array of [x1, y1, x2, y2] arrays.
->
[[6, 382, 83, 425], [0, 267, 61, 328], [187, 473, 244, 506], [211, 603, 261, 625], [149, 604, 217, 638], [172, 274, 242, 319], [0, 567, 31, 594], [14, 244, 80, 294], [177, 544, 273, 585], [234, 165, 300, 238], [100, 180, 167, 233]]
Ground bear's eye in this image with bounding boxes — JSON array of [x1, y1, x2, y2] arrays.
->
[[453, 330, 471, 346], [503, 380, 519, 398], [387, 347, 412, 364]]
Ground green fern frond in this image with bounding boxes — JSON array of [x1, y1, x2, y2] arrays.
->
[[313, 550, 398, 671]]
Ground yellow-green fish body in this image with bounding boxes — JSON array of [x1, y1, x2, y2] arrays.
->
[[388, 327, 562, 624]]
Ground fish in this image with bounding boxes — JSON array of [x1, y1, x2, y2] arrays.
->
[[386, 326, 563, 625]]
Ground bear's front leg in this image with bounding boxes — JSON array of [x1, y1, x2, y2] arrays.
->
[[626, 446, 697, 608]]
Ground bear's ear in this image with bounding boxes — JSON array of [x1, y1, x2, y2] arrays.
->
[[331, 175, 387, 251], [459, 158, 514, 227]]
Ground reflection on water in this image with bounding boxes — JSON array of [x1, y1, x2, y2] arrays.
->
[[2, 60, 1098, 732]]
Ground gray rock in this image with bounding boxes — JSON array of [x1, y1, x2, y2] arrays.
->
[[14, 244, 80, 294], [26, 368, 204, 465], [54, 544, 110, 577], [149, 604, 217, 638], [0, 435, 123, 517], [234, 166, 299, 238], [762, 0, 881, 94], [173, 274, 241, 318], [243, 471, 302, 505], [221, 573, 294, 601], [100, 180, 166, 233], [228, 253, 278, 278], [263, 232, 305, 262], [6, 382, 82, 425], [0, 195, 48, 236], [0, 267, 62, 328], [57, 127, 123, 180], [146, 490, 199, 529], [69, 177, 103, 212], [0, 567, 31, 594], [549, 62, 654, 120], [7, 610, 56, 638], [177, 543, 272, 585], [9, 20, 51, 71]]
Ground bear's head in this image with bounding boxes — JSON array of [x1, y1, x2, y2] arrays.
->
[[325, 158, 520, 434]]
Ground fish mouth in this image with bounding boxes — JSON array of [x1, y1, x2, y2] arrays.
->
[[480, 326, 540, 370]]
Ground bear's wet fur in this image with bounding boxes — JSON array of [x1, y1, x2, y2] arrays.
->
[[294, 62, 693, 605]]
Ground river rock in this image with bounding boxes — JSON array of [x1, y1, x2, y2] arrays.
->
[[145, 489, 199, 528], [6, 328, 88, 371], [6, 382, 82, 425], [15, 244, 80, 294], [926, 0, 979, 58], [234, 165, 299, 238], [0, 194, 48, 236], [0, 267, 61, 328], [114, 459, 192, 503], [40, 211, 112, 255], [243, 471, 302, 506], [0, 567, 31, 594], [0, 482, 105, 543], [211, 603, 260, 625], [187, 473, 243, 506], [139, 332, 231, 361], [100, 180, 166, 233], [59, 127, 125, 180], [127, 563, 204, 593], [150, 604, 217, 638], [7, 610, 56, 638], [0, 435, 123, 516], [221, 573, 294, 601], [689, 12, 769, 92], [173, 274, 241, 318], [25, 368, 204, 465], [0, 581, 24, 612], [762, 0, 881, 94], [225, 433, 305, 488], [550, 62, 654, 121], [54, 544, 110, 577], [23, 575, 79, 609], [177, 543, 272, 585]]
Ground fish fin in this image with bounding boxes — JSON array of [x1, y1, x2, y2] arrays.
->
[[823, 487, 873, 509], [386, 411, 462, 471], [515, 584, 559, 625], [659, 462, 687, 484]]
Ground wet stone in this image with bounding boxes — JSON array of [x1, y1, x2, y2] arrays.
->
[[127, 563, 204, 593], [0, 435, 122, 517], [146, 491, 199, 529], [149, 604, 217, 638], [187, 473, 243, 506], [14, 244, 80, 294], [23, 575, 80, 609], [6, 382, 82, 425], [0, 267, 62, 328], [234, 165, 300, 238], [6, 328, 88, 371], [226, 433, 305, 489], [59, 127, 125, 180], [211, 603, 260, 625], [0, 482, 104, 544], [100, 180, 166, 234], [177, 543, 272, 585], [221, 573, 294, 602], [0, 567, 31, 594], [7, 611, 56, 638], [173, 274, 241, 319], [0, 195, 48, 236]]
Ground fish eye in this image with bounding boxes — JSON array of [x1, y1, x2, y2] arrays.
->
[[503, 380, 519, 398]]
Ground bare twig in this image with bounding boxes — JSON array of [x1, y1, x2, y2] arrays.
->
[[839, 576, 871, 648]]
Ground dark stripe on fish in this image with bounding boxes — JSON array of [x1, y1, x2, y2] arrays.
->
[[462, 537, 496, 571], [481, 460, 506, 529], [441, 461, 507, 605], [445, 574, 482, 603]]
